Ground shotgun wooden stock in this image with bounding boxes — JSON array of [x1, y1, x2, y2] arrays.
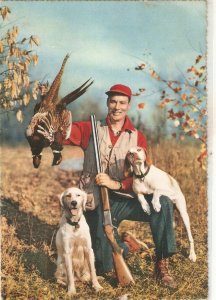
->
[[91, 115, 135, 286]]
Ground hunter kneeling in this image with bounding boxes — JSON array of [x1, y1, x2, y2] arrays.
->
[[42, 83, 177, 288]]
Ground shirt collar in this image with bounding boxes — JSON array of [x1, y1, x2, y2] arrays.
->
[[106, 115, 135, 132]]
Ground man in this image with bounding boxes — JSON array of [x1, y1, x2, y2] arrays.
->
[[63, 84, 177, 288]]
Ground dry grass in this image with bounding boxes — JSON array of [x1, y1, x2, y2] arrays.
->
[[1, 141, 208, 299]]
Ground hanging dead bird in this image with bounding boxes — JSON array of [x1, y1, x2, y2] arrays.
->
[[25, 54, 93, 168]]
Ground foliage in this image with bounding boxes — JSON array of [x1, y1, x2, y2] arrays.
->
[[134, 54, 207, 169], [0, 5, 40, 122]]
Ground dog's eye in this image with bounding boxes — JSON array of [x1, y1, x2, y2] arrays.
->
[[76, 194, 81, 197], [137, 148, 141, 152], [66, 193, 71, 198]]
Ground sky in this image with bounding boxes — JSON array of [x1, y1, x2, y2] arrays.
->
[[4, 0, 207, 124]]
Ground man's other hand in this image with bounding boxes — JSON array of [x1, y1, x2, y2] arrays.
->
[[95, 173, 121, 190]]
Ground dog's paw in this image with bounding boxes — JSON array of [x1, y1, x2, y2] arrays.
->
[[94, 283, 103, 292], [189, 252, 197, 262], [152, 199, 161, 212], [56, 278, 67, 286], [68, 286, 76, 295], [141, 202, 151, 215]]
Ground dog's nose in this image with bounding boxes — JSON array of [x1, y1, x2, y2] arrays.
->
[[71, 200, 77, 207], [134, 153, 139, 159]]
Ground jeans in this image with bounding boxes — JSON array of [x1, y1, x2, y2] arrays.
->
[[85, 192, 177, 275]]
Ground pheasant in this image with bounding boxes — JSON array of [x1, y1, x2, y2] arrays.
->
[[25, 54, 93, 168]]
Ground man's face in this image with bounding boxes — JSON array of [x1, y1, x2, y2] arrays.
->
[[107, 94, 131, 122]]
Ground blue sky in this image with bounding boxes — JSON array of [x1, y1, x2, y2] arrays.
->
[[5, 1, 206, 124]]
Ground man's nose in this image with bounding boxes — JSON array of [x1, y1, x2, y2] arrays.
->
[[115, 101, 121, 109]]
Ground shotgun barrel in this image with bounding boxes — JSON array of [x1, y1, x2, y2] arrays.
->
[[90, 114, 135, 286]]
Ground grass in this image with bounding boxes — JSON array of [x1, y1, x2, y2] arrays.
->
[[1, 141, 208, 299]]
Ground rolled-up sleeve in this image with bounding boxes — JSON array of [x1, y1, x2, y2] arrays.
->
[[63, 121, 92, 150]]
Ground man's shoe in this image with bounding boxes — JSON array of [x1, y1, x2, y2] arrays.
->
[[121, 231, 149, 253], [155, 258, 177, 288]]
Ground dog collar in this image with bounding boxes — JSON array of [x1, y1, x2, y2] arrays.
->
[[66, 217, 80, 229], [133, 165, 150, 179]]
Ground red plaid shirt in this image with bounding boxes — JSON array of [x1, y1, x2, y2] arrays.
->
[[64, 115, 147, 192]]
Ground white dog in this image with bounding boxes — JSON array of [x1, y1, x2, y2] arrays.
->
[[125, 147, 196, 262], [55, 187, 103, 295]]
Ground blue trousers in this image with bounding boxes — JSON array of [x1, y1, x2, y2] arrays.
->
[[85, 192, 177, 275]]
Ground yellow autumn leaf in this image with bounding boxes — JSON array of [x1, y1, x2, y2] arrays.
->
[[0, 6, 11, 20], [23, 93, 30, 106], [32, 54, 39, 65], [24, 61, 30, 71], [0, 40, 3, 53], [32, 92, 38, 100], [200, 143, 206, 151], [13, 70, 18, 82], [17, 73, 22, 85], [16, 110, 23, 123], [183, 127, 190, 133], [4, 78, 12, 89], [188, 119, 195, 128], [11, 81, 18, 98], [23, 74, 30, 88], [18, 62, 24, 71]]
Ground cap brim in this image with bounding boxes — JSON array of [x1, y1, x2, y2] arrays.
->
[[105, 90, 131, 97]]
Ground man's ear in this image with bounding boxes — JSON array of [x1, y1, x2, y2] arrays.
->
[[124, 154, 133, 177], [82, 191, 87, 211]]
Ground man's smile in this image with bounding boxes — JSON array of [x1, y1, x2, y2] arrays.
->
[[111, 111, 122, 115]]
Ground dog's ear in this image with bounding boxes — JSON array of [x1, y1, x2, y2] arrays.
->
[[124, 153, 133, 177], [82, 191, 87, 211], [144, 149, 152, 166], [59, 192, 65, 208]]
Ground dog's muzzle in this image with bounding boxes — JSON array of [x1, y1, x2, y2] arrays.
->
[[70, 200, 78, 216]]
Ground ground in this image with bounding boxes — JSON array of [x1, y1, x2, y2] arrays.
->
[[1, 142, 208, 299]]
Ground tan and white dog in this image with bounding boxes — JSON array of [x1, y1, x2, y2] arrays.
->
[[55, 187, 103, 295], [125, 147, 196, 262]]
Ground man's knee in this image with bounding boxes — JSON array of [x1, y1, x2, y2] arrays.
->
[[159, 195, 174, 210]]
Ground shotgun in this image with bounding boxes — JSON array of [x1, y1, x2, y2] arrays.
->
[[90, 114, 135, 286]]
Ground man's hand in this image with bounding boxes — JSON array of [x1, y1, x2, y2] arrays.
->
[[37, 124, 55, 144], [95, 173, 121, 190], [37, 113, 55, 145]]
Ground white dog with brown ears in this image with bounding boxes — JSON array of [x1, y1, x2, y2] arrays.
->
[[125, 147, 196, 262], [55, 187, 103, 295]]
